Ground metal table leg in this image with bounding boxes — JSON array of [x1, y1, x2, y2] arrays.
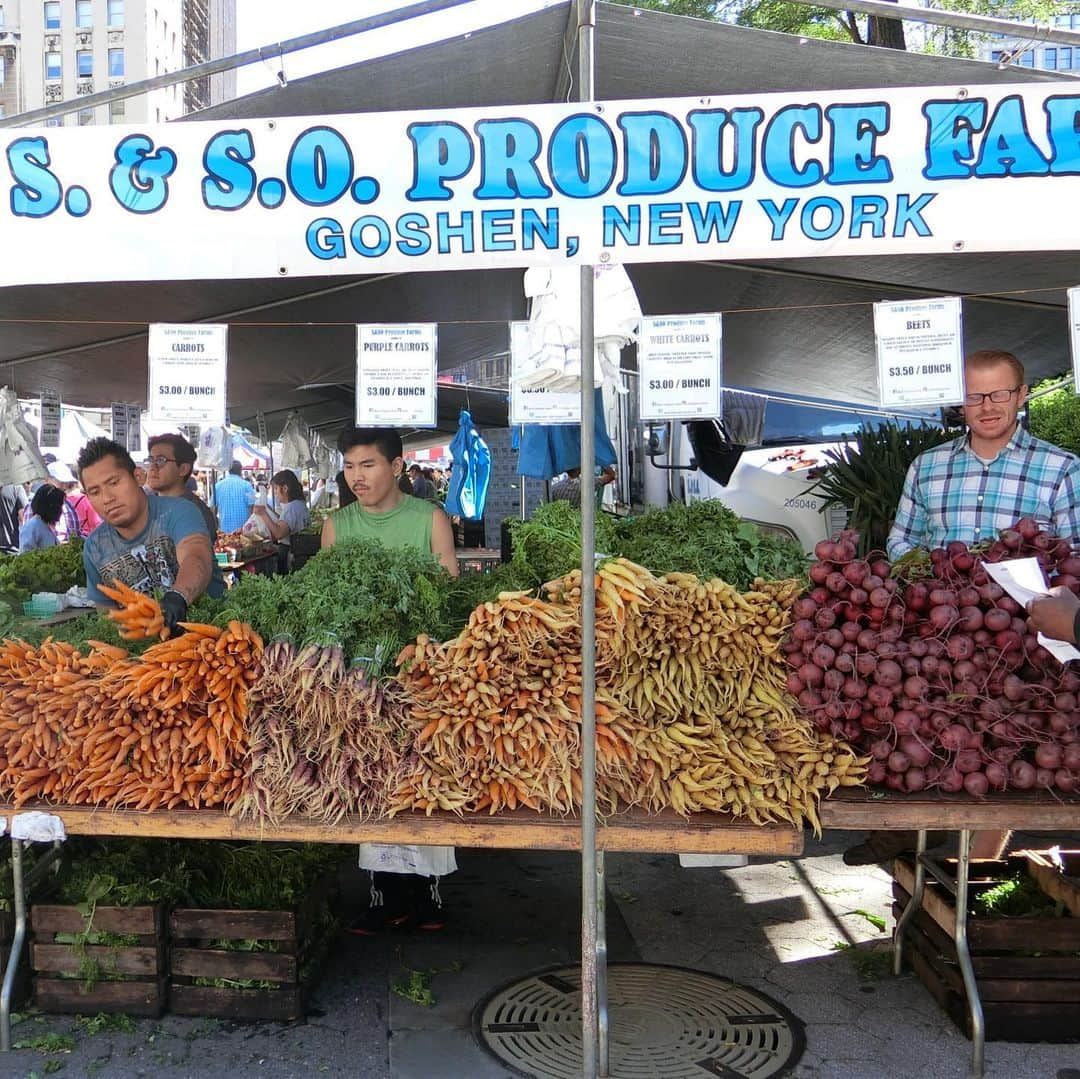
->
[[892, 828, 927, 976], [1, 839, 26, 1052], [955, 830, 985, 1079], [596, 848, 609, 1078]]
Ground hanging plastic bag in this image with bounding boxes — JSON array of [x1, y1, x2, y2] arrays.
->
[[0, 387, 49, 486], [444, 409, 491, 521], [197, 426, 234, 470], [279, 411, 314, 470]]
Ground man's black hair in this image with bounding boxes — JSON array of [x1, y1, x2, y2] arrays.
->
[[229, 461, 243, 476], [30, 484, 65, 526], [337, 426, 403, 462], [77, 437, 136, 481], [149, 432, 197, 476]]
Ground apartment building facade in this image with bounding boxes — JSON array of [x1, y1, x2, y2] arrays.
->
[[0, 0, 236, 125], [982, 10, 1080, 71]]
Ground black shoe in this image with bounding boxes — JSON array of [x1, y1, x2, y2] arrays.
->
[[409, 875, 448, 932], [842, 830, 948, 867], [346, 871, 412, 935]]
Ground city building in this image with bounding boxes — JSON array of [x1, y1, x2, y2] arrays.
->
[[981, 10, 1080, 71], [0, 0, 236, 125]]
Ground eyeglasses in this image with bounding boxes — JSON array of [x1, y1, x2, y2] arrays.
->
[[963, 387, 1022, 407], [145, 455, 178, 469]]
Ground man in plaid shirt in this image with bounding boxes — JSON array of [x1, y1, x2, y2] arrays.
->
[[887, 349, 1080, 559], [849, 349, 1080, 867]]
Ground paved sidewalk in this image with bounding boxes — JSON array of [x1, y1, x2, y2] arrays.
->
[[3, 834, 1078, 1078]]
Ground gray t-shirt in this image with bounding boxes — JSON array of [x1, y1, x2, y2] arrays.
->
[[277, 499, 310, 546]]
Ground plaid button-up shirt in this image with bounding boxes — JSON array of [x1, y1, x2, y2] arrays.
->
[[886, 427, 1080, 559]]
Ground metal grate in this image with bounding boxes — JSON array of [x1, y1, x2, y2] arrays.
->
[[473, 963, 804, 1078]]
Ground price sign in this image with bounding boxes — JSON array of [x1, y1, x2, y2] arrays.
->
[[509, 322, 580, 425], [356, 323, 437, 427], [1069, 286, 1080, 393], [39, 389, 61, 449], [111, 403, 128, 446], [148, 323, 228, 425], [637, 314, 723, 421], [874, 297, 964, 408], [126, 405, 142, 453], [256, 411, 268, 447]]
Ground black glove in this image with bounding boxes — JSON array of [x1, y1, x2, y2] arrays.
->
[[162, 590, 188, 635]]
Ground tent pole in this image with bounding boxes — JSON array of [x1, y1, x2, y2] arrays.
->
[[576, 1, 602, 1077]]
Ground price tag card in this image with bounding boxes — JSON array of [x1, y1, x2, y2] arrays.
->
[[127, 405, 142, 453], [874, 297, 964, 408], [1069, 286, 1080, 392], [638, 314, 723, 421], [39, 389, 61, 449], [148, 323, 228, 426], [111, 403, 128, 446], [509, 321, 580, 425], [356, 324, 438, 427]]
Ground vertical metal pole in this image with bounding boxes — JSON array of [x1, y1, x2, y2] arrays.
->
[[596, 849, 609, 1077], [955, 830, 985, 1078], [1, 840, 26, 1051], [576, 4, 599, 1077]]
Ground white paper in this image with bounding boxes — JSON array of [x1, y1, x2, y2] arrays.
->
[[874, 297, 964, 408], [1069, 285, 1080, 390], [509, 321, 580, 424], [983, 558, 1080, 663], [127, 405, 142, 453], [110, 403, 128, 446], [39, 389, 61, 449], [356, 324, 438, 427], [638, 314, 723, 421], [148, 323, 228, 426]]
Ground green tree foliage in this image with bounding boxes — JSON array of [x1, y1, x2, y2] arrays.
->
[[1027, 376, 1080, 457], [610, 0, 1076, 58]]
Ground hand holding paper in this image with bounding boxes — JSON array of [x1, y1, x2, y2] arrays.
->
[[983, 558, 1080, 663]]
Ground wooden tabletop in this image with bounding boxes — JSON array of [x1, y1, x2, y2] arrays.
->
[[1, 791, 1074, 854]]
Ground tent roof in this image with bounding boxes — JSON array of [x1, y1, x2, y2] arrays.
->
[[1, 2, 1076, 433]]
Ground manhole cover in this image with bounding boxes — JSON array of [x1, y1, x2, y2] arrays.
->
[[473, 963, 804, 1078]]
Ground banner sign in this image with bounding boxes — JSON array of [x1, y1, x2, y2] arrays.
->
[[356, 323, 437, 427], [509, 321, 580, 425], [874, 296, 964, 408], [2, 85, 1078, 286], [1070, 286, 1080, 392], [147, 323, 228, 426], [38, 389, 61, 448], [638, 314, 723, 421]]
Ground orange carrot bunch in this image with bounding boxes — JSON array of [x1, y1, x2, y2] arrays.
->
[[98, 579, 169, 640]]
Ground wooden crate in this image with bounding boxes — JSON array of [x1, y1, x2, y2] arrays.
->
[[30, 904, 166, 1017], [0, 910, 31, 1010], [893, 857, 1080, 1042], [1021, 850, 1080, 918], [168, 875, 336, 1021]]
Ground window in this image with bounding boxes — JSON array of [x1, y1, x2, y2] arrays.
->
[[77, 49, 93, 76], [108, 48, 124, 76], [44, 51, 61, 80], [0, 56, 5, 86], [1018, 50, 1034, 67], [108, 0, 124, 27], [45, 117, 62, 127], [44, 1, 60, 29], [1062, 47, 1074, 69], [109, 97, 125, 122], [78, 107, 94, 125], [76, 0, 92, 27], [1044, 47, 1057, 69], [0, 106, 5, 119]]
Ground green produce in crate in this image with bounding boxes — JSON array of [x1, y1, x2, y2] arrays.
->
[[613, 500, 808, 590], [0, 539, 86, 604]]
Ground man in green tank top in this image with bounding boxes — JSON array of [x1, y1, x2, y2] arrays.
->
[[324, 426, 459, 933], [322, 426, 459, 576]]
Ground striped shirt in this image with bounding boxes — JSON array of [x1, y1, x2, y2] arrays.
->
[[887, 427, 1080, 560]]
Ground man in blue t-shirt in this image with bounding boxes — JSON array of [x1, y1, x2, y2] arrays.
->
[[214, 461, 256, 533], [77, 437, 224, 633]]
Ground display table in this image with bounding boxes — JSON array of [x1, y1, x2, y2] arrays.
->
[[455, 547, 502, 575], [2, 791, 1076, 1074], [217, 547, 278, 580]]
